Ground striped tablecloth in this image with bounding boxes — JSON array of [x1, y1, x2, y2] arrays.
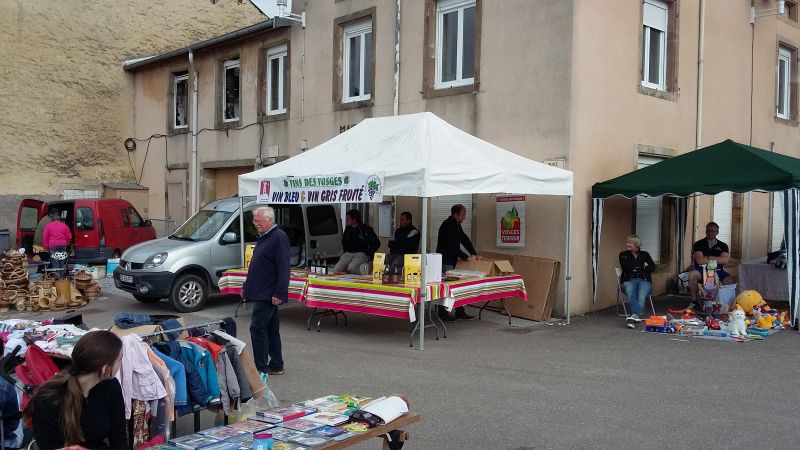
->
[[217, 268, 526, 321], [217, 268, 308, 303]]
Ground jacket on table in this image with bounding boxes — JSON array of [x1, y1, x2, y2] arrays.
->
[[152, 341, 209, 412], [146, 347, 176, 423], [152, 347, 188, 415], [116, 335, 167, 419], [183, 341, 221, 404]]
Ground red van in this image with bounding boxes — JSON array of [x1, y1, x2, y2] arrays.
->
[[17, 198, 157, 264]]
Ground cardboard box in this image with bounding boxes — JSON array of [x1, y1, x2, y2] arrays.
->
[[109, 317, 186, 338], [455, 259, 515, 276], [106, 258, 120, 277], [245, 244, 256, 269], [478, 252, 560, 322], [426, 253, 442, 282], [372, 253, 387, 283], [403, 254, 421, 284]]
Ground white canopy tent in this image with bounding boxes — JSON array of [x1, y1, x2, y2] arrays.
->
[[239, 112, 574, 349]]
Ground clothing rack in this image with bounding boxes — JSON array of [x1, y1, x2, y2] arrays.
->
[[137, 320, 230, 436], [138, 320, 226, 340]]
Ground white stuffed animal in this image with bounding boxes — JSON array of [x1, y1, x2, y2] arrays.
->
[[723, 308, 748, 337]]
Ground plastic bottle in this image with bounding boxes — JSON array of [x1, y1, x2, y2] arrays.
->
[[322, 253, 328, 274], [253, 433, 273, 450]]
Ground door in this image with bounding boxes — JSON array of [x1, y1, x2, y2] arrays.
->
[[168, 182, 187, 227], [212, 210, 260, 277], [273, 205, 307, 266], [17, 199, 45, 250], [73, 205, 99, 253], [302, 204, 342, 263], [120, 207, 134, 250]]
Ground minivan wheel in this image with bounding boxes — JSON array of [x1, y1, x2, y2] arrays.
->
[[170, 274, 208, 313], [133, 294, 161, 304]]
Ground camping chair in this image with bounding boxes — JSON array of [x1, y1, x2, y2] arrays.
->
[[615, 267, 656, 317]]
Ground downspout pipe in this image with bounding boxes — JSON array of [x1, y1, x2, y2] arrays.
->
[[393, 0, 402, 116], [189, 48, 199, 214], [693, 0, 706, 243]]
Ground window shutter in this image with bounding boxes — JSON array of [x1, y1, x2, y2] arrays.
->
[[634, 155, 664, 263], [771, 193, 785, 251], [431, 195, 473, 253], [713, 191, 733, 244], [643, 0, 668, 31]]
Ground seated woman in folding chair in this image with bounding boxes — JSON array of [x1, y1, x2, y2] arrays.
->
[[619, 235, 655, 329]]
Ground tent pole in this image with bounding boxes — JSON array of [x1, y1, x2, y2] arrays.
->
[[240, 197, 246, 267], [565, 196, 573, 324], [418, 198, 428, 350]]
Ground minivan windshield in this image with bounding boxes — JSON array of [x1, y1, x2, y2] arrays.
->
[[170, 210, 233, 241]]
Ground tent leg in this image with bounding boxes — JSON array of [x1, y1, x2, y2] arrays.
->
[[565, 196, 573, 325], [418, 198, 428, 350], [240, 197, 245, 267]]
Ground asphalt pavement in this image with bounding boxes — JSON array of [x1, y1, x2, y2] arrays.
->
[[13, 278, 800, 449]]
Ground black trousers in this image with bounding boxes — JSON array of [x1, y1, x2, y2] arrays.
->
[[249, 301, 284, 372]]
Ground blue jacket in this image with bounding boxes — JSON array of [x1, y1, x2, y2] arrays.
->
[[152, 341, 209, 413], [183, 342, 221, 403], [152, 347, 188, 412], [243, 225, 290, 303]]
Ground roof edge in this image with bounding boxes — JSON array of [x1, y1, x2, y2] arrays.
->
[[123, 19, 283, 71]]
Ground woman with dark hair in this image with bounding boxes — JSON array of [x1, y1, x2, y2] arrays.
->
[[23, 330, 128, 450]]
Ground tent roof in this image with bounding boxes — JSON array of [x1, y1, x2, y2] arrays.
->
[[591, 139, 800, 199], [239, 112, 573, 198]]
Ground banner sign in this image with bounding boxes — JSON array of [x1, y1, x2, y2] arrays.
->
[[496, 195, 526, 247], [257, 172, 384, 204]]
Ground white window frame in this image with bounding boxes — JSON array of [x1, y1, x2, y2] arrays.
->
[[267, 45, 287, 115], [173, 74, 188, 129], [222, 59, 240, 123], [777, 46, 792, 120], [435, 0, 476, 89], [641, 0, 668, 91], [342, 21, 372, 103]]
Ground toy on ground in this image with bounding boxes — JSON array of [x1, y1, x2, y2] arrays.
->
[[706, 317, 721, 330], [722, 308, 748, 337], [698, 262, 721, 318], [755, 315, 774, 329], [668, 307, 696, 319], [735, 290, 766, 315], [644, 315, 677, 333]]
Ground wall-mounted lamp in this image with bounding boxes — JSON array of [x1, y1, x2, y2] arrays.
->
[[750, 0, 785, 23], [276, 0, 306, 28]]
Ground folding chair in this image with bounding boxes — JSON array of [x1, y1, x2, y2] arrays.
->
[[615, 267, 656, 317]]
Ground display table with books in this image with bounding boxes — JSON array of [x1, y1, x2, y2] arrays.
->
[[164, 395, 419, 450]]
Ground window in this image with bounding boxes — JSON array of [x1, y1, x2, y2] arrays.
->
[[128, 208, 145, 227], [771, 193, 785, 251], [784, 1, 798, 21], [76, 207, 94, 231], [712, 191, 732, 245], [267, 45, 287, 115], [307, 205, 338, 236], [223, 59, 240, 122], [173, 72, 188, 129], [777, 46, 792, 119], [635, 156, 664, 263], [222, 211, 259, 244], [642, 0, 668, 91], [343, 21, 373, 103], [121, 209, 131, 228], [20, 207, 39, 231], [431, 195, 473, 253], [435, 0, 476, 89]]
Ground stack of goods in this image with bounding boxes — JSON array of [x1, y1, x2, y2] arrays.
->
[[1, 250, 30, 312], [162, 395, 410, 450], [73, 269, 102, 303], [647, 290, 792, 342]]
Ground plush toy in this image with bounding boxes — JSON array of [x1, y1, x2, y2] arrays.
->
[[735, 290, 766, 315], [755, 315, 774, 329], [779, 311, 791, 326], [723, 308, 748, 337]]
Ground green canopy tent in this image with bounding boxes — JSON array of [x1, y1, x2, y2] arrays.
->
[[591, 139, 800, 326]]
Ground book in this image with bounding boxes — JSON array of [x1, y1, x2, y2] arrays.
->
[[195, 442, 240, 450], [304, 412, 349, 426], [226, 419, 275, 434], [286, 433, 333, 448], [267, 427, 303, 441], [198, 426, 248, 440], [331, 431, 357, 442], [306, 425, 346, 438], [279, 418, 323, 432], [223, 434, 252, 450], [257, 405, 316, 422], [273, 442, 310, 450], [168, 434, 221, 450], [362, 396, 409, 424]]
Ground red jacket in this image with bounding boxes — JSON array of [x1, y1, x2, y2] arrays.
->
[[42, 221, 72, 249]]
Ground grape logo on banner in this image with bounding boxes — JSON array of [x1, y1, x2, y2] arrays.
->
[[257, 172, 385, 204]]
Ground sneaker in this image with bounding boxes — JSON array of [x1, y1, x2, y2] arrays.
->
[[454, 311, 476, 321], [630, 313, 643, 323], [267, 368, 284, 375], [438, 314, 457, 322], [626, 317, 636, 329]]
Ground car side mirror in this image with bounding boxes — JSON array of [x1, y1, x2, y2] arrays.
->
[[222, 232, 238, 244], [144, 219, 152, 227]]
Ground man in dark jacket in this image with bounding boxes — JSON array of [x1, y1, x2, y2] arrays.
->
[[388, 211, 420, 266], [333, 209, 381, 274], [436, 204, 480, 321], [243, 206, 290, 375]]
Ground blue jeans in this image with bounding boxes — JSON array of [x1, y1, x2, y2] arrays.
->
[[622, 278, 652, 315], [249, 301, 283, 372]]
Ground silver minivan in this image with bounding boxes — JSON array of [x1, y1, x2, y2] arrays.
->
[[113, 197, 342, 312]]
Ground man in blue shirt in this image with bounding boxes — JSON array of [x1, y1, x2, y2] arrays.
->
[[243, 206, 290, 375]]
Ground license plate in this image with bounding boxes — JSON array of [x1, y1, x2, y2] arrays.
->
[[120, 274, 133, 283]]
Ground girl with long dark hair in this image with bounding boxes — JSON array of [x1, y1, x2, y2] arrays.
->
[[23, 330, 129, 450]]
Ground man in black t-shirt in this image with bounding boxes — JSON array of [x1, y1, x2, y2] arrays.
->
[[688, 222, 738, 304]]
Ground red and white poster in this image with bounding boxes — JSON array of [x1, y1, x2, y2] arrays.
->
[[496, 195, 525, 248]]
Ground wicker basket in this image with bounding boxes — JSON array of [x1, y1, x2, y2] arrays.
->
[[83, 283, 101, 302], [74, 270, 93, 290]]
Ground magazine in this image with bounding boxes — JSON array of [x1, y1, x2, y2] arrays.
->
[[195, 442, 240, 450], [168, 434, 221, 450], [267, 427, 304, 441], [198, 426, 248, 440], [331, 431, 358, 442], [279, 418, 323, 432], [304, 413, 349, 426], [286, 433, 332, 448], [306, 425, 346, 438], [273, 442, 310, 450], [226, 419, 275, 434], [257, 405, 316, 422]]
